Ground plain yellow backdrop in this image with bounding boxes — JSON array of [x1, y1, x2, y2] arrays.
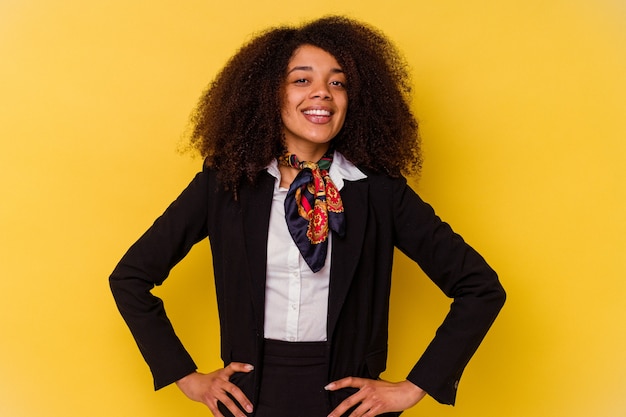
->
[[1, 1, 625, 416]]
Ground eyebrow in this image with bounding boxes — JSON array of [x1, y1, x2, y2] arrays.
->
[[287, 66, 344, 74]]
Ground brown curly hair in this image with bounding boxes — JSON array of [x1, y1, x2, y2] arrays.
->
[[187, 16, 421, 190]]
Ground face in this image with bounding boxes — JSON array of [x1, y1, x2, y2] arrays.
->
[[280, 44, 348, 158]]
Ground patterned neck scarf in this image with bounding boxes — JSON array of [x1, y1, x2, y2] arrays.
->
[[279, 151, 345, 272]]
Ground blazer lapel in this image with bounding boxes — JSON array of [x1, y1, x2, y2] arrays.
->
[[238, 172, 275, 329], [237, 172, 369, 338], [327, 178, 369, 339]]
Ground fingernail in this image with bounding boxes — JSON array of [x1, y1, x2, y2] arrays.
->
[[246, 404, 253, 413], [324, 383, 334, 390], [244, 364, 254, 371]]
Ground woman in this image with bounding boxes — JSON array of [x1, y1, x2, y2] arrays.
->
[[110, 16, 506, 417]]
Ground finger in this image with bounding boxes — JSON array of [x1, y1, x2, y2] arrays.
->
[[225, 383, 254, 414], [219, 364, 254, 413], [223, 362, 255, 377], [205, 402, 225, 417], [328, 390, 366, 417], [348, 402, 377, 417], [216, 393, 248, 417], [325, 376, 366, 391]]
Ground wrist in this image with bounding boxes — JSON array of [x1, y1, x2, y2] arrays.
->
[[175, 371, 198, 387], [402, 380, 427, 403]]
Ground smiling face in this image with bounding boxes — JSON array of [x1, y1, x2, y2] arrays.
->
[[280, 44, 348, 160]]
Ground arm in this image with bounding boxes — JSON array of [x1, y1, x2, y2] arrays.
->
[[394, 177, 506, 404], [109, 167, 257, 416], [328, 176, 505, 415], [109, 169, 210, 389]]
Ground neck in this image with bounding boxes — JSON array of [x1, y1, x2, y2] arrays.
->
[[278, 165, 299, 188], [285, 142, 331, 163]]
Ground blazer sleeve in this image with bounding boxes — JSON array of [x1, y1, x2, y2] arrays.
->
[[109, 166, 210, 390], [391, 177, 506, 405]]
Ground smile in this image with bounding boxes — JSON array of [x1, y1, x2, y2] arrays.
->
[[303, 109, 332, 116]]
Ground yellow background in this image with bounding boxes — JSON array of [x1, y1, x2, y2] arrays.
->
[[1, 1, 624, 416]]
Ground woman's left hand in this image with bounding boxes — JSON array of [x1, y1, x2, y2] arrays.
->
[[324, 377, 426, 417]]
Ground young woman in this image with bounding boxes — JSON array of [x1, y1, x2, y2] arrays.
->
[[110, 16, 506, 417]]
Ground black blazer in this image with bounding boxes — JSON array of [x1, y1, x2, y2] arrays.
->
[[110, 164, 505, 411]]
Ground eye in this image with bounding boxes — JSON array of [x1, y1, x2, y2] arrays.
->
[[293, 78, 309, 84], [330, 80, 346, 88]]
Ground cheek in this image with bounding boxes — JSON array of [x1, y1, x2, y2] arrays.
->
[[338, 92, 348, 112], [337, 97, 348, 121], [280, 105, 296, 125], [280, 91, 299, 115], [279, 97, 292, 121]]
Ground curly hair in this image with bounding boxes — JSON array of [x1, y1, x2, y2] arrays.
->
[[187, 16, 422, 190]]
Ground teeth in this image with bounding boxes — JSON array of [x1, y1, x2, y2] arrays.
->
[[303, 109, 331, 116]]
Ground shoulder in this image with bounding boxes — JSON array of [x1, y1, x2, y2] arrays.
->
[[354, 168, 433, 217], [354, 166, 409, 193]]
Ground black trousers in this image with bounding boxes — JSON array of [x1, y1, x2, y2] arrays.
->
[[220, 339, 331, 417], [220, 339, 400, 417], [255, 339, 330, 417]]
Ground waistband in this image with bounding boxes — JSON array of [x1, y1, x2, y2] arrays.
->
[[263, 338, 328, 359]]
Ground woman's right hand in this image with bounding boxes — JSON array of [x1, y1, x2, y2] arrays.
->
[[175, 363, 255, 417]]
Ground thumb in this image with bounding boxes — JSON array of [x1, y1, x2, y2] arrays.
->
[[226, 362, 255, 374]]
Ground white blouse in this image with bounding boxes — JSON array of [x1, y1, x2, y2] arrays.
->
[[263, 152, 366, 342]]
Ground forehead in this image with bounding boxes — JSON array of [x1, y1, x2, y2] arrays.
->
[[287, 44, 342, 69]]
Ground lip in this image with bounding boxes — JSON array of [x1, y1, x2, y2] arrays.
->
[[301, 106, 334, 123]]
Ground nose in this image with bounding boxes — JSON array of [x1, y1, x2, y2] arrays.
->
[[310, 81, 332, 100]]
